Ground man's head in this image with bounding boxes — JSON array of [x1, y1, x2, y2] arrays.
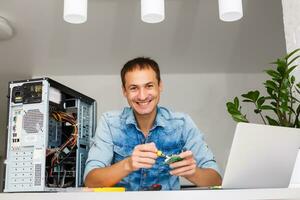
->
[[121, 57, 162, 117]]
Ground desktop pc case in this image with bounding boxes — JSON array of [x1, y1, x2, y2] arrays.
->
[[4, 78, 96, 192]]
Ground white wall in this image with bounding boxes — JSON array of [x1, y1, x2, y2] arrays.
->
[[282, 0, 300, 78], [49, 73, 266, 175]]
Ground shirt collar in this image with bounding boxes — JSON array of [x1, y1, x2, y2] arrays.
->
[[124, 106, 166, 129]]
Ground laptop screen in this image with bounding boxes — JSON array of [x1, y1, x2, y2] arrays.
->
[[222, 123, 300, 189]]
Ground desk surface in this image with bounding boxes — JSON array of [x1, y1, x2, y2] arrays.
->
[[1, 188, 300, 200]]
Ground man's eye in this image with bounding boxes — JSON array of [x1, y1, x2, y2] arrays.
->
[[130, 87, 137, 91], [147, 84, 154, 88]]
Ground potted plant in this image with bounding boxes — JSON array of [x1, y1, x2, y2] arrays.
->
[[226, 49, 300, 127]]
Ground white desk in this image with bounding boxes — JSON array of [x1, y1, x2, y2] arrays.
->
[[1, 188, 300, 200]]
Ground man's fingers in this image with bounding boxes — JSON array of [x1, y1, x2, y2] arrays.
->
[[169, 157, 196, 169], [178, 150, 193, 159], [170, 164, 196, 175], [135, 142, 157, 153], [138, 152, 158, 159], [132, 147, 158, 159], [135, 157, 156, 165], [130, 142, 158, 171]]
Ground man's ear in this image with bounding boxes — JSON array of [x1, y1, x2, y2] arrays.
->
[[122, 86, 127, 97]]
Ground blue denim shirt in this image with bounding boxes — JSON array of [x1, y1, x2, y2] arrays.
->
[[84, 106, 220, 191]]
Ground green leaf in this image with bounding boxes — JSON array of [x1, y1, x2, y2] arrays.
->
[[264, 80, 278, 90], [260, 105, 274, 110], [280, 89, 289, 95], [228, 108, 241, 115], [279, 105, 289, 112], [276, 61, 287, 75], [291, 76, 295, 84], [234, 97, 239, 108], [271, 58, 284, 66], [226, 102, 237, 114], [270, 101, 277, 106], [265, 116, 279, 126], [227, 109, 240, 115], [242, 99, 253, 103], [226, 99, 249, 123], [287, 55, 300, 66], [226, 102, 235, 108], [241, 90, 260, 102], [226, 102, 241, 115], [281, 78, 290, 88], [286, 65, 297, 76], [285, 48, 300, 61], [232, 114, 249, 123], [266, 88, 276, 99], [263, 96, 273, 100], [257, 96, 265, 107], [265, 69, 281, 79]]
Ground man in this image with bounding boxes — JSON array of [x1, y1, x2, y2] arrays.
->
[[84, 57, 222, 190]]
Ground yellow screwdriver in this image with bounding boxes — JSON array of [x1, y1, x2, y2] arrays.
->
[[157, 150, 167, 158]]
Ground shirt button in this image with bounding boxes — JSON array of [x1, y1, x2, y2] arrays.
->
[[143, 173, 147, 177]]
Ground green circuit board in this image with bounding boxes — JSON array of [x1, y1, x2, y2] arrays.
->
[[164, 155, 183, 164]]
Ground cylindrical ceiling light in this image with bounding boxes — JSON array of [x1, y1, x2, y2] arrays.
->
[[218, 0, 243, 22], [141, 0, 165, 23], [64, 0, 87, 24]]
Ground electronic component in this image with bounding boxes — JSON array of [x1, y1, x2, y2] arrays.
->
[[157, 150, 184, 164], [164, 155, 183, 164], [4, 78, 97, 192]]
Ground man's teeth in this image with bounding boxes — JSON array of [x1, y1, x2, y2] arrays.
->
[[137, 101, 150, 105]]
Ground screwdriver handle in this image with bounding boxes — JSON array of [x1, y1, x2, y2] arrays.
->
[[157, 150, 166, 158]]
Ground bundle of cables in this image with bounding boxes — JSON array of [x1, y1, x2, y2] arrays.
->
[[47, 111, 78, 176]]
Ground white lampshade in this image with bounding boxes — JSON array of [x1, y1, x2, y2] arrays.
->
[[218, 0, 243, 22], [64, 0, 87, 24], [141, 0, 165, 23]]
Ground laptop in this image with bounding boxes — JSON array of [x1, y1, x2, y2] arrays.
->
[[222, 122, 300, 189]]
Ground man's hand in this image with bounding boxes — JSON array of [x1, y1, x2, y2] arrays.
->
[[169, 150, 197, 177], [125, 142, 158, 172]]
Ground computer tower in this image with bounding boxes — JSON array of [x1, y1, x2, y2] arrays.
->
[[4, 78, 96, 192]]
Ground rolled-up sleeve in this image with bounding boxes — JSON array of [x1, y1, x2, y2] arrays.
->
[[182, 115, 221, 176], [83, 114, 114, 181]]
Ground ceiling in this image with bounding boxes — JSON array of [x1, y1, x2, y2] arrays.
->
[[0, 0, 286, 76]]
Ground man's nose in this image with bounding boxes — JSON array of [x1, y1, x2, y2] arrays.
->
[[137, 88, 147, 100]]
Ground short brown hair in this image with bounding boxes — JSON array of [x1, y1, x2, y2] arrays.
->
[[121, 57, 161, 87]]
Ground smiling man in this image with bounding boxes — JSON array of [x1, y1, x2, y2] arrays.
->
[[84, 57, 222, 190]]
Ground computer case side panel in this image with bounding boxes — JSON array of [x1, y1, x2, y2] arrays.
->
[[4, 80, 49, 192]]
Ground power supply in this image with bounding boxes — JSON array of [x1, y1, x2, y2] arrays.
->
[[3, 78, 96, 192]]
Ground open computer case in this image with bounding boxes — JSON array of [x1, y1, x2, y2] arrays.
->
[[3, 78, 96, 192]]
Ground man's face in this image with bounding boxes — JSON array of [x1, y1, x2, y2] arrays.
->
[[123, 67, 162, 117]]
